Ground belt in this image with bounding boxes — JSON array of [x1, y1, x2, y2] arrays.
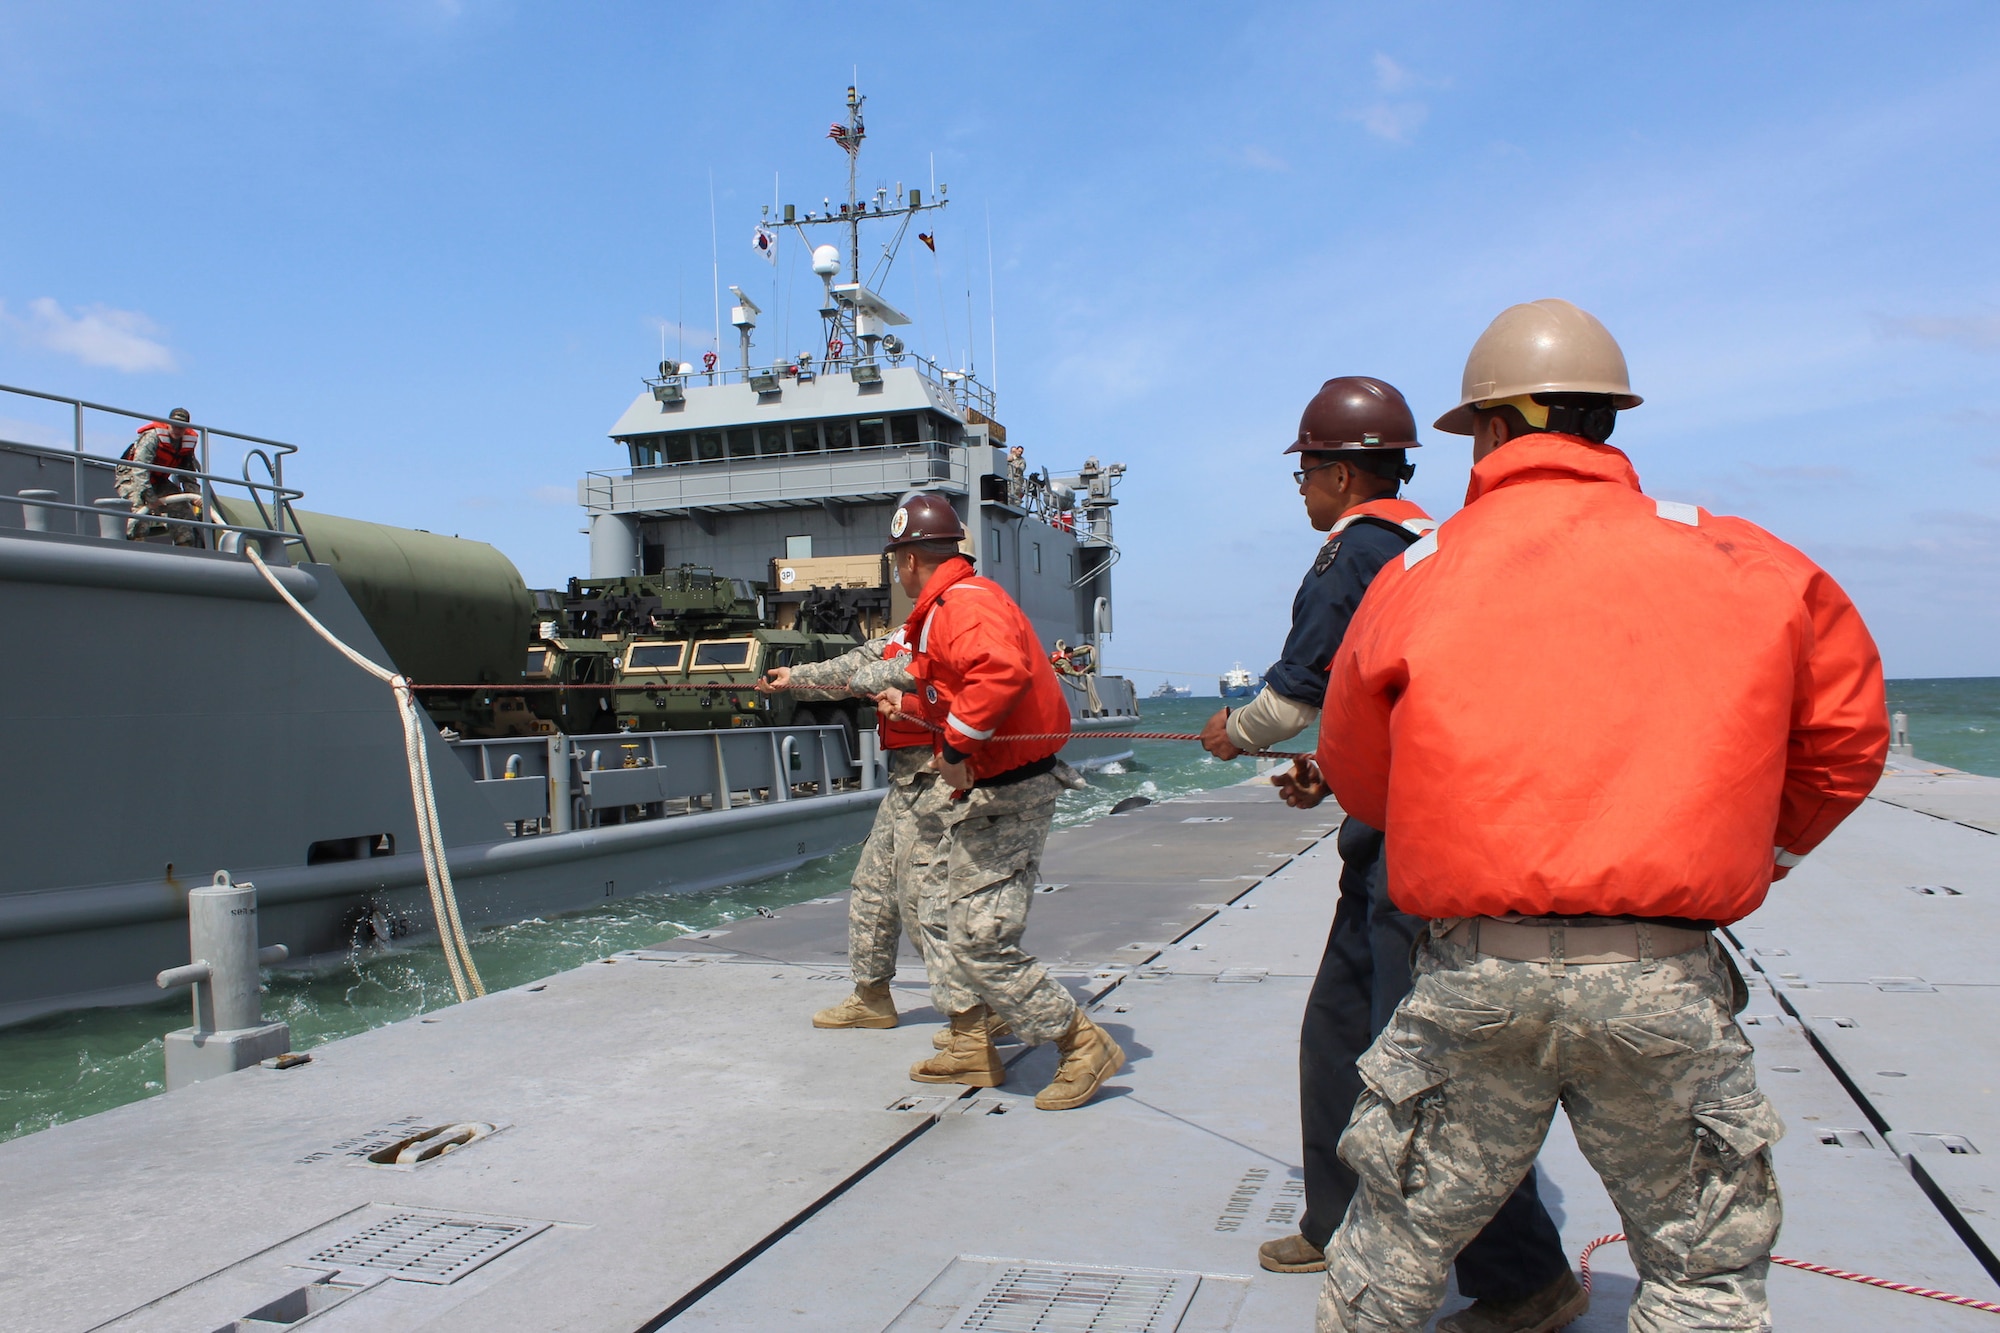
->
[[1438, 916, 1709, 965]]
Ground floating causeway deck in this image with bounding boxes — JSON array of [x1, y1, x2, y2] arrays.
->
[[5, 762, 2000, 1330]]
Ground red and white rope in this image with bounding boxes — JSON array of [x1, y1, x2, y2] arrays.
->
[[1578, 1232, 2000, 1315]]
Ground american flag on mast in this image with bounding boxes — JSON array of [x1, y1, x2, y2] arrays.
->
[[827, 119, 865, 156]]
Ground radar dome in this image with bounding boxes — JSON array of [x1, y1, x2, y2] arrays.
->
[[811, 245, 842, 276]]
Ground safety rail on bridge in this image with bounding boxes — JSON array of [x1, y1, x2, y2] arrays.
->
[[448, 723, 880, 834], [0, 381, 312, 556]]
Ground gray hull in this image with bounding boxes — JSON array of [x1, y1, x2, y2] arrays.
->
[[0, 530, 881, 1027]]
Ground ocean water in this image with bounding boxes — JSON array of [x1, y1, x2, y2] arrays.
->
[[1887, 677, 2000, 777], [11, 680, 1989, 1146], [0, 698, 1286, 1143]]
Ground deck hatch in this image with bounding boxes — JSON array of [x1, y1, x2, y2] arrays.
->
[[945, 1261, 1199, 1332], [306, 1211, 548, 1284]]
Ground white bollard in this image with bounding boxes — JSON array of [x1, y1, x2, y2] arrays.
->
[[547, 733, 572, 833], [157, 871, 292, 1090], [92, 496, 129, 539], [17, 489, 59, 533]]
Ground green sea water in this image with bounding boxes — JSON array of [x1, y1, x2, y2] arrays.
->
[[1886, 677, 2000, 777], [9, 679, 1991, 1146], [0, 697, 1280, 1143]]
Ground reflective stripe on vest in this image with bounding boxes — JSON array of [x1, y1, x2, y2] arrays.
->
[[945, 711, 995, 741], [1656, 499, 1700, 526], [1404, 530, 1439, 569]]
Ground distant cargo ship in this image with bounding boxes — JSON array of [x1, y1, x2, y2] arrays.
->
[[1149, 681, 1194, 699], [1219, 663, 1262, 699]]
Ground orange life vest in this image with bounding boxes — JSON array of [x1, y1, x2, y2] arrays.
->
[[903, 557, 1071, 781], [1319, 433, 1887, 925], [122, 423, 195, 491], [876, 627, 934, 751]]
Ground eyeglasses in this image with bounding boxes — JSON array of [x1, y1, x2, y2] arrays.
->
[[1292, 458, 1343, 486]]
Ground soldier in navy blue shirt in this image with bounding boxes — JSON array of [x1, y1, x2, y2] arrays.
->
[[1200, 378, 1572, 1333]]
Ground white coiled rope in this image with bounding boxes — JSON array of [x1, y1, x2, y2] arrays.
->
[[246, 547, 485, 1002]]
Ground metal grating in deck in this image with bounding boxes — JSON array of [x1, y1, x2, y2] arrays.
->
[[305, 1211, 545, 1285], [946, 1260, 1200, 1332]]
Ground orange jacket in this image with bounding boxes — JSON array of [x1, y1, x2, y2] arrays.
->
[[876, 626, 933, 751], [903, 557, 1071, 780], [1320, 433, 1887, 925], [1327, 496, 1437, 539]]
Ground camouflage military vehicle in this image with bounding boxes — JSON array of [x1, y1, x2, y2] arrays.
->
[[525, 565, 868, 742]]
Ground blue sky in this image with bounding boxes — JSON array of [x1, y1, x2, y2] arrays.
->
[[4, 3, 1997, 681]]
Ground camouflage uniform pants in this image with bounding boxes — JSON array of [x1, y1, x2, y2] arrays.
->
[[847, 749, 959, 1008], [114, 470, 197, 544], [1319, 930, 1781, 1333], [909, 770, 1077, 1045]]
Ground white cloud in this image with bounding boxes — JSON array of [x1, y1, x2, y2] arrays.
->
[[5, 297, 178, 373], [1240, 144, 1290, 172], [1346, 53, 1444, 144], [1373, 54, 1416, 94], [1346, 102, 1430, 144], [1874, 312, 2000, 351]]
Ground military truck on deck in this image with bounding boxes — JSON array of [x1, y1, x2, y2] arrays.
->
[[526, 565, 869, 742]]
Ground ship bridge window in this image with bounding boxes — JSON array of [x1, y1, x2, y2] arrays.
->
[[892, 414, 922, 445], [824, 420, 856, 451], [665, 434, 693, 464], [758, 425, 788, 456], [857, 418, 888, 449], [694, 430, 725, 462], [629, 440, 663, 468], [728, 428, 756, 459], [623, 642, 686, 672], [692, 639, 756, 669], [788, 422, 821, 453]]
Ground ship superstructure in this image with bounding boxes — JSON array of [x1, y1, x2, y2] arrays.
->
[[579, 86, 1139, 752]]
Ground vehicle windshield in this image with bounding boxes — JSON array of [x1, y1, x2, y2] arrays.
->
[[624, 642, 686, 671], [692, 639, 755, 669], [525, 647, 549, 676]]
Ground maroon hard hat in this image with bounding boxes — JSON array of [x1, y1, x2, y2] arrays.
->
[[884, 491, 966, 549], [1285, 376, 1421, 454]]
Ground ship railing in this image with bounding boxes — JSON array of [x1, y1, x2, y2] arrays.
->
[[645, 352, 996, 417], [449, 723, 864, 834], [585, 440, 971, 513], [0, 382, 312, 557]]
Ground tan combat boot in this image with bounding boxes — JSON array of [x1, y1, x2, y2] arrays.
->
[[1436, 1270, 1588, 1333], [909, 1005, 1005, 1087], [932, 1014, 1012, 1048], [1034, 1011, 1126, 1110], [812, 982, 898, 1030]]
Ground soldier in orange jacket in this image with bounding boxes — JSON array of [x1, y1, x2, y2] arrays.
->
[[873, 492, 1127, 1112], [1310, 300, 1888, 1333]]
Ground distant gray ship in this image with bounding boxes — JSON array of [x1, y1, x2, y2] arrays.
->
[[0, 85, 1137, 1029]]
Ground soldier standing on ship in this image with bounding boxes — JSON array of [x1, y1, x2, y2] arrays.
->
[[116, 407, 200, 544], [757, 626, 990, 1037], [876, 492, 1127, 1111], [1312, 301, 1887, 1333], [1197, 379, 1576, 1331]]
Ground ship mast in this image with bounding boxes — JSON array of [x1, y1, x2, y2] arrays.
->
[[788, 84, 949, 368]]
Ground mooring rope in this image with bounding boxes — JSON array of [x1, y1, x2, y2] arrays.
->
[[246, 548, 485, 1002], [1578, 1232, 2000, 1315]]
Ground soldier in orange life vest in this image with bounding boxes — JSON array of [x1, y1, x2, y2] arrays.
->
[[873, 492, 1127, 1112], [1312, 300, 1887, 1333], [1198, 379, 1572, 1323], [758, 623, 976, 1033], [116, 407, 200, 544]]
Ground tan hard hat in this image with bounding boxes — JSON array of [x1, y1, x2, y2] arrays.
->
[[1433, 299, 1642, 435]]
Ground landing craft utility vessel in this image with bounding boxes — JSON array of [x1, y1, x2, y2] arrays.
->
[[0, 86, 1138, 1029]]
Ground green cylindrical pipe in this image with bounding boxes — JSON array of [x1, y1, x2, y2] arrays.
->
[[217, 499, 532, 687]]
